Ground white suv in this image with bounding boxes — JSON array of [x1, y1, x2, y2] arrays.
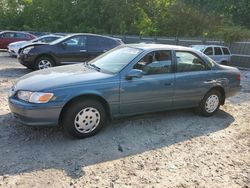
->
[[191, 45, 232, 65]]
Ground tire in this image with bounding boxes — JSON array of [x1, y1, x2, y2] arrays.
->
[[197, 90, 222, 117], [34, 56, 55, 70], [62, 99, 106, 139]]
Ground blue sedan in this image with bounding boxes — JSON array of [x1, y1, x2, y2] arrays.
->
[[8, 44, 241, 138]]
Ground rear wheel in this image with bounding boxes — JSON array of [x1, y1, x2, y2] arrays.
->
[[35, 56, 55, 70], [197, 90, 222, 117], [62, 99, 106, 139]]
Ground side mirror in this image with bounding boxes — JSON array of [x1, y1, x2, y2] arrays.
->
[[126, 69, 144, 80], [60, 42, 67, 48]]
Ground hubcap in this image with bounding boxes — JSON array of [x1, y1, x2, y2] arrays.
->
[[205, 94, 219, 113], [74, 107, 100, 133], [38, 59, 52, 69]]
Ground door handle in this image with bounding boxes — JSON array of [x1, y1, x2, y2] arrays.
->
[[103, 50, 108, 52], [204, 79, 217, 84], [164, 83, 173, 86], [80, 50, 87, 52]]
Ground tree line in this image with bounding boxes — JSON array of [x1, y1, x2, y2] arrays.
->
[[0, 0, 250, 42]]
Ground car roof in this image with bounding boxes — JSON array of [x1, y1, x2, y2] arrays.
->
[[0, 30, 32, 34], [66, 33, 120, 40], [191, 44, 228, 48], [124, 43, 193, 51]]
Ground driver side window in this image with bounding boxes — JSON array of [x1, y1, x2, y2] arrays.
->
[[63, 36, 87, 48], [134, 50, 172, 75]]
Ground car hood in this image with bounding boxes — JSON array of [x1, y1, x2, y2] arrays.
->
[[9, 41, 29, 47], [14, 64, 114, 91], [21, 42, 47, 49]]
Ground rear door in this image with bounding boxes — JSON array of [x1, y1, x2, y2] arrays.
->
[[213, 47, 223, 63], [173, 51, 213, 108], [87, 36, 119, 61], [56, 35, 88, 63], [221, 47, 231, 63], [14, 33, 30, 42]]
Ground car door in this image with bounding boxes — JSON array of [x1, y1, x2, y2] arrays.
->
[[57, 35, 88, 63], [173, 51, 213, 108], [120, 50, 175, 115], [203, 47, 213, 59]]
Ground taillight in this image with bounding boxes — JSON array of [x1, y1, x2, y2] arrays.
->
[[237, 74, 241, 81]]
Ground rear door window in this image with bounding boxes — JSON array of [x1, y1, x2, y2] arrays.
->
[[88, 36, 117, 52], [15, 33, 27, 38], [214, 47, 222, 55], [176, 51, 208, 72], [222, 47, 230, 55]]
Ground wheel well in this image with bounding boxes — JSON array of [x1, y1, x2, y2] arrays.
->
[[35, 54, 57, 65], [58, 94, 111, 126], [209, 86, 225, 105]]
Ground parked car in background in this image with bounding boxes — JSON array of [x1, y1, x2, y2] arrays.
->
[[0, 31, 36, 49], [9, 44, 241, 138], [18, 33, 124, 70], [7, 34, 63, 56], [191, 45, 232, 65]]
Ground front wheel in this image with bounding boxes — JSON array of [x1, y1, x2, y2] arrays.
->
[[197, 90, 222, 117], [35, 56, 55, 70], [62, 99, 107, 139]]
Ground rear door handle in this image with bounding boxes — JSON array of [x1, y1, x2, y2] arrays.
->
[[80, 50, 87, 52], [204, 79, 216, 84]]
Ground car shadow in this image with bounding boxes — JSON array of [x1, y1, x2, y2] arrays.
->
[[0, 108, 235, 179], [0, 68, 32, 79]]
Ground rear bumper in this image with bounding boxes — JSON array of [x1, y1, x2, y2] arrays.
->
[[8, 98, 62, 126], [226, 85, 242, 98]]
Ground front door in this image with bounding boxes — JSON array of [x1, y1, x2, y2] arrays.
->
[[120, 50, 175, 115], [57, 35, 88, 64]]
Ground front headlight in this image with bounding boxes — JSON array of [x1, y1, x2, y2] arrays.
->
[[17, 91, 54, 103], [22, 46, 34, 54]]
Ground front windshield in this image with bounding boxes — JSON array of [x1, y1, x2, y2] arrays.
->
[[31, 35, 46, 43], [50, 35, 70, 45], [89, 47, 143, 74]]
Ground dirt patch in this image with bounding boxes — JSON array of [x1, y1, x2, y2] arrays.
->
[[0, 52, 249, 187]]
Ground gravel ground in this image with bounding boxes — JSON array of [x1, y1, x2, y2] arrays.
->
[[0, 52, 249, 188]]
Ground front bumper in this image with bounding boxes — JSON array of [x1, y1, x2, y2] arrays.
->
[[7, 48, 17, 56], [18, 53, 36, 68], [8, 97, 62, 126]]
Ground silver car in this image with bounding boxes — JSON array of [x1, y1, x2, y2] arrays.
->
[[191, 45, 232, 65]]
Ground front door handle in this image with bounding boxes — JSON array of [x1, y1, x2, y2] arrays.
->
[[80, 50, 87, 52], [164, 83, 173, 86]]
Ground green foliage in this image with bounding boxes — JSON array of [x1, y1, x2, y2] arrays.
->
[[213, 26, 250, 43], [0, 0, 249, 41]]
